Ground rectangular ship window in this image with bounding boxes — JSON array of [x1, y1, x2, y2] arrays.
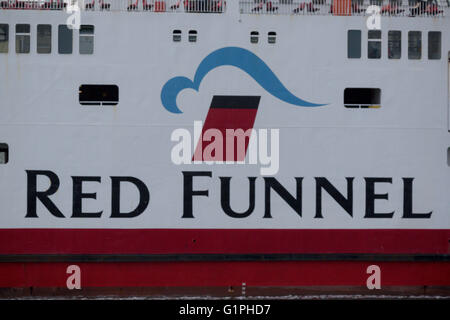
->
[[37, 25, 51, 54], [347, 30, 361, 59], [268, 31, 276, 44], [16, 24, 30, 54], [448, 148, 450, 167], [58, 25, 73, 54], [0, 24, 8, 53], [79, 85, 119, 106], [408, 31, 421, 60], [80, 25, 94, 54], [428, 31, 441, 60], [250, 31, 259, 44], [0, 143, 8, 164], [188, 30, 197, 43], [344, 88, 381, 109], [368, 30, 381, 59], [388, 30, 401, 59], [173, 30, 182, 42]]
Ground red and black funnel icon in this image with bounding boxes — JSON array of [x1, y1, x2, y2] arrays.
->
[[193, 96, 261, 162]]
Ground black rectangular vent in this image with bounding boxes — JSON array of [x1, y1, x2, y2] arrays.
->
[[79, 85, 119, 106], [344, 88, 381, 109]]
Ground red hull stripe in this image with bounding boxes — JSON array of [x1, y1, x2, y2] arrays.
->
[[0, 229, 449, 255], [0, 261, 449, 287], [1, 253, 448, 263]]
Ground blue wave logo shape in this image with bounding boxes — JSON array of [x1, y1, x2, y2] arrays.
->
[[161, 47, 326, 114]]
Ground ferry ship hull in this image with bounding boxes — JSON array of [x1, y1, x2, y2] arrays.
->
[[1, 1, 450, 296]]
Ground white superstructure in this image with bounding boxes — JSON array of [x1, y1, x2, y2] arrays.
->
[[0, 0, 449, 231]]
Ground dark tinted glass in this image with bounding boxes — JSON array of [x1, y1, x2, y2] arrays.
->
[[79, 85, 119, 105], [347, 30, 361, 59], [344, 88, 381, 108], [58, 25, 73, 54]]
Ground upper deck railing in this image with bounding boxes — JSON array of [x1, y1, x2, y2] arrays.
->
[[240, 0, 448, 17], [0, 0, 226, 12], [0, 0, 448, 16]]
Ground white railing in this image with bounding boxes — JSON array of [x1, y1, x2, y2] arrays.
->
[[240, 0, 448, 17], [0, 0, 448, 15], [0, 0, 226, 12]]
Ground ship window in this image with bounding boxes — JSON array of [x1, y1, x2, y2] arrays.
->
[[347, 30, 361, 59], [79, 85, 119, 106], [173, 30, 181, 42], [388, 30, 401, 59], [0, 24, 8, 53], [268, 32, 276, 44], [80, 25, 94, 54], [37, 25, 51, 54], [408, 31, 421, 60], [250, 31, 259, 44], [368, 30, 381, 59], [58, 25, 73, 54], [0, 143, 8, 164], [188, 30, 197, 43], [344, 88, 381, 109], [448, 148, 450, 167], [428, 31, 441, 60], [16, 24, 30, 54]]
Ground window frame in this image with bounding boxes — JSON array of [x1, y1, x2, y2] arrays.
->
[[58, 24, 73, 54], [250, 31, 259, 44], [347, 30, 361, 59], [173, 30, 182, 42], [408, 31, 422, 60], [387, 30, 401, 60], [37, 24, 52, 54], [368, 30, 382, 59], [0, 24, 8, 53], [0, 143, 9, 164], [428, 31, 441, 60], [188, 30, 197, 43], [15, 24, 30, 54], [79, 25, 94, 55], [268, 31, 276, 44]]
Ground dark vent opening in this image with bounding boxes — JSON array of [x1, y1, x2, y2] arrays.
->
[[79, 85, 119, 106], [344, 88, 381, 109]]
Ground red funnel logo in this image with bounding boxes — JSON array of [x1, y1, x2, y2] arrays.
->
[[193, 96, 261, 162]]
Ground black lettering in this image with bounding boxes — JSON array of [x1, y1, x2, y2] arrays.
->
[[71, 176, 102, 218], [110, 177, 149, 218], [402, 178, 432, 219], [220, 177, 256, 218], [364, 177, 394, 218], [182, 171, 212, 218], [264, 177, 303, 218], [26, 170, 64, 218], [315, 177, 354, 218]]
